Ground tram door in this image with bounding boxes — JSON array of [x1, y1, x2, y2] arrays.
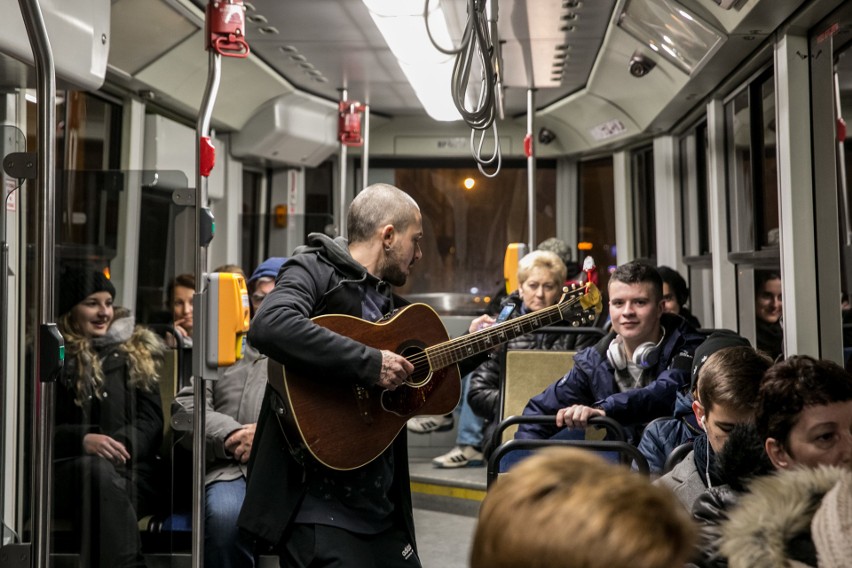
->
[[811, 2, 852, 362]]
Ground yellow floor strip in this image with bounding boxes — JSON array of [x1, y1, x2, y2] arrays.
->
[[410, 481, 486, 502]]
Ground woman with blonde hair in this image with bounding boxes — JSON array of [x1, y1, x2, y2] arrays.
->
[[471, 448, 696, 568], [54, 265, 165, 568]]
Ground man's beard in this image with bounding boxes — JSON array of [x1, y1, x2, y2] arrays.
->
[[380, 248, 409, 287]]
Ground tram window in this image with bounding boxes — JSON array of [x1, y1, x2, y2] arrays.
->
[[832, 44, 852, 299], [680, 123, 710, 258], [724, 68, 778, 255], [367, 163, 557, 313], [631, 145, 656, 262], [578, 157, 617, 292], [26, 91, 123, 172], [241, 169, 265, 275]]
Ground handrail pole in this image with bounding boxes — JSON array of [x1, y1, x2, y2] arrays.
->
[[17, 1, 57, 566], [526, 88, 537, 250], [192, 47, 221, 568], [361, 104, 370, 190], [338, 88, 348, 237]]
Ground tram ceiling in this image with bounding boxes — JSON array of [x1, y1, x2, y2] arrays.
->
[[0, 0, 832, 153]]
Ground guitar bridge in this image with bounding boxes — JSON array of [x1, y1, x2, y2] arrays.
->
[[353, 385, 374, 424]]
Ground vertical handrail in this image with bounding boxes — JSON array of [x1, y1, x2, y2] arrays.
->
[[338, 88, 348, 237], [835, 72, 851, 246], [192, 48, 221, 568], [526, 88, 537, 250], [17, 1, 57, 567], [361, 104, 370, 191], [0, 243, 7, 543]]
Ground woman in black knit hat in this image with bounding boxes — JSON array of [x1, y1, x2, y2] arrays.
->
[[54, 265, 165, 568]]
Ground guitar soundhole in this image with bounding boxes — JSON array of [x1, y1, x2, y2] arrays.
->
[[399, 344, 430, 386]]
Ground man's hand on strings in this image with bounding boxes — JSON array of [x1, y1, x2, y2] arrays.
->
[[378, 350, 414, 391]]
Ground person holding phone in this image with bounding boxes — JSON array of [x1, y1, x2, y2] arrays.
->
[[429, 251, 596, 467]]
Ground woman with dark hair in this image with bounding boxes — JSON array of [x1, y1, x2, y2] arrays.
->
[[754, 271, 783, 360], [657, 266, 701, 328], [54, 266, 165, 568], [168, 272, 196, 344]]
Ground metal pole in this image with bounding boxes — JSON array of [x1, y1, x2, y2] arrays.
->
[[192, 48, 221, 568], [361, 104, 370, 191], [17, 0, 56, 566], [527, 88, 537, 250], [338, 88, 348, 238]]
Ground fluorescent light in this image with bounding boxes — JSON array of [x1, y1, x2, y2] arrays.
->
[[618, 0, 725, 75], [364, 0, 461, 121]]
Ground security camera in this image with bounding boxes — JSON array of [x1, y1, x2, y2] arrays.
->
[[628, 51, 656, 78], [538, 127, 556, 145]]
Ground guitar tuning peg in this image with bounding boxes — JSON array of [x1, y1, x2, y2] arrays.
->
[[562, 286, 569, 293], [572, 321, 579, 327], [588, 314, 595, 322]]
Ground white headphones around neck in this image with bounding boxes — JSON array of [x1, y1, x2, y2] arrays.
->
[[606, 327, 666, 371]]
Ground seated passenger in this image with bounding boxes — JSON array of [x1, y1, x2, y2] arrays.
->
[[470, 447, 696, 568], [719, 465, 852, 568], [657, 265, 701, 328], [516, 261, 704, 441], [171, 257, 288, 568], [754, 270, 783, 360], [692, 356, 852, 568], [758, 356, 852, 472], [639, 331, 751, 475], [655, 344, 772, 511], [168, 273, 195, 346], [465, 250, 598, 461], [54, 266, 165, 568]]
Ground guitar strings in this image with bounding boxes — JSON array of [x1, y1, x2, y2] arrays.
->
[[405, 292, 589, 369]]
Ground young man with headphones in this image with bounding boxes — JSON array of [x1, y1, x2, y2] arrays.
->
[[517, 261, 705, 441]]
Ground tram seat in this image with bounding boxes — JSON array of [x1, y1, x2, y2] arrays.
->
[[663, 440, 695, 474], [497, 349, 577, 446], [138, 344, 193, 549]]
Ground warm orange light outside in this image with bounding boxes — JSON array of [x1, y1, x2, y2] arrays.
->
[[578, 241, 593, 250], [463, 177, 475, 190]]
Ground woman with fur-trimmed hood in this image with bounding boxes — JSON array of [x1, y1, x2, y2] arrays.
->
[[54, 266, 165, 568], [719, 466, 852, 568]]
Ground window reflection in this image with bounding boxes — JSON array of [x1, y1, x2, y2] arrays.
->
[[631, 146, 656, 262], [578, 157, 617, 292], [390, 164, 557, 312]]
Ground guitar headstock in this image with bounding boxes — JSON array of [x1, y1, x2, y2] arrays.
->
[[557, 282, 603, 325]]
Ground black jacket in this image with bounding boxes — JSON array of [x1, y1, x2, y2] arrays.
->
[[54, 314, 164, 511], [239, 233, 486, 549]]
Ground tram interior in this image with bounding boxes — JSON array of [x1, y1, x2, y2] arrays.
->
[[2, 0, 852, 566]]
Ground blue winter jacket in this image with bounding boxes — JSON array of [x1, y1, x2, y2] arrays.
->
[[636, 390, 702, 474], [517, 313, 705, 440]]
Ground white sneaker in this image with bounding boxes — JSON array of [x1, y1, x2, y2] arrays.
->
[[432, 446, 484, 468], [406, 415, 454, 434]]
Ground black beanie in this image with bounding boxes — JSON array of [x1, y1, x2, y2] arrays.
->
[[690, 330, 751, 393], [58, 266, 116, 316]]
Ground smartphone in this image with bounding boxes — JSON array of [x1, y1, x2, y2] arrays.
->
[[495, 304, 515, 323]]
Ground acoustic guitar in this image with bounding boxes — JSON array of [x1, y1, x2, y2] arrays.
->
[[268, 283, 602, 470]]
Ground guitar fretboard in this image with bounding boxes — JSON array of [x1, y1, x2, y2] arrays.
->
[[423, 296, 581, 371]]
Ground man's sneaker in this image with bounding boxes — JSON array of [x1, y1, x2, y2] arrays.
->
[[406, 415, 454, 434], [432, 446, 484, 468]]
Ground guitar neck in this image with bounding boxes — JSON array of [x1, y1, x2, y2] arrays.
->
[[424, 301, 573, 371]]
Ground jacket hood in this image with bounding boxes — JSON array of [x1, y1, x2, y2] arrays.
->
[[720, 466, 851, 568], [295, 232, 367, 280]]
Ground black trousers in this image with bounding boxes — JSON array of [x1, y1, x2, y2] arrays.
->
[[278, 523, 422, 568], [53, 455, 147, 568]]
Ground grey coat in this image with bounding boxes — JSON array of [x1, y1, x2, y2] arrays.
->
[[655, 449, 707, 512], [171, 344, 267, 484]]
